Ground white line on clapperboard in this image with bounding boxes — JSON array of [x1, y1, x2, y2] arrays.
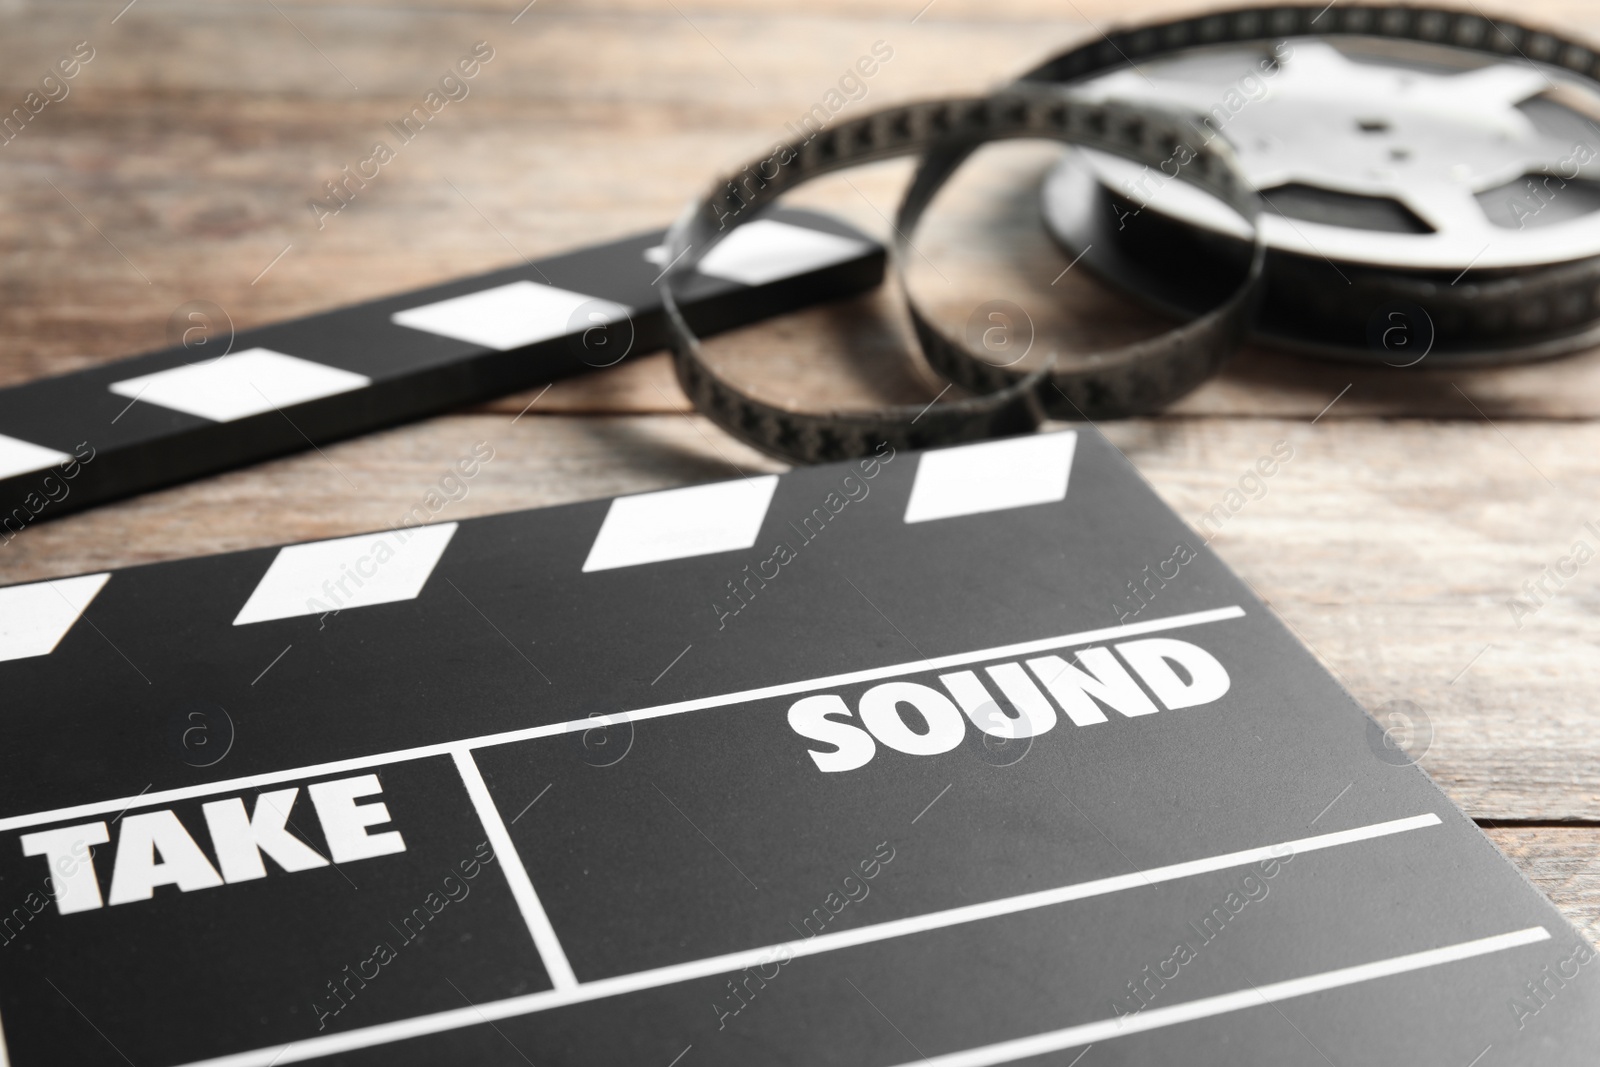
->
[[875, 927, 1549, 1067], [0, 605, 1249, 834], [175, 814, 1553, 1067]]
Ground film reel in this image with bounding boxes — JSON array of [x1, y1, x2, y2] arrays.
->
[[1029, 4, 1600, 363]]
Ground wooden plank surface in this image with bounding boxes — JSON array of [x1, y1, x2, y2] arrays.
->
[[1487, 827, 1600, 946], [2, 0, 1599, 938]]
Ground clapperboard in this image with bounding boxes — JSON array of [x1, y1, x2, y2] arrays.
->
[[0, 428, 1594, 1066], [0, 207, 881, 526]]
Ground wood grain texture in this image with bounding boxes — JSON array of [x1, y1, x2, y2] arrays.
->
[[1487, 827, 1600, 947], [1, 0, 1599, 936]]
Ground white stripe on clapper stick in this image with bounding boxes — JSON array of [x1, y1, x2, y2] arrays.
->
[[451, 751, 578, 990]]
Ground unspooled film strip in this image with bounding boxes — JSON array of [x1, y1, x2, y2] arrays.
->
[[0, 207, 882, 533], [0, 429, 1593, 1065]]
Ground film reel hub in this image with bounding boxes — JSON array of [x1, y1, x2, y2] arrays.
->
[[1059, 37, 1600, 270]]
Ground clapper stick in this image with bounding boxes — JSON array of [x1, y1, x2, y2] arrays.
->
[[0, 207, 882, 533]]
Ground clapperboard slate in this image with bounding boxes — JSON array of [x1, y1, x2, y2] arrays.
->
[[0, 207, 881, 525], [0, 428, 1594, 1066]]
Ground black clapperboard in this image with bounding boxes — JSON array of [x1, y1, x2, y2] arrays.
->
[[0, 427, 1595, 1066], [0, 207, 881, 526]]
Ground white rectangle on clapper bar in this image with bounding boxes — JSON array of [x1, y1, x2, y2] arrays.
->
[[0, 433, 72, 481], [904, 433, 1078, 524], [391, 280, 630, 352], [233, 523, 458, 626], [583, 476, 779, 572], [694, 219, 873, 287], [109, 349, 371, 423], [0, 573, 111, 663]]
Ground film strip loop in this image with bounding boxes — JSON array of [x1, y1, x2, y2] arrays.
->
[[658, 89, 1266, 464], [899, 103, 1261, 421]]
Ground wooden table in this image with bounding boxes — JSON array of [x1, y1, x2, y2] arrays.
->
[[2, 0, 1597, 946]]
